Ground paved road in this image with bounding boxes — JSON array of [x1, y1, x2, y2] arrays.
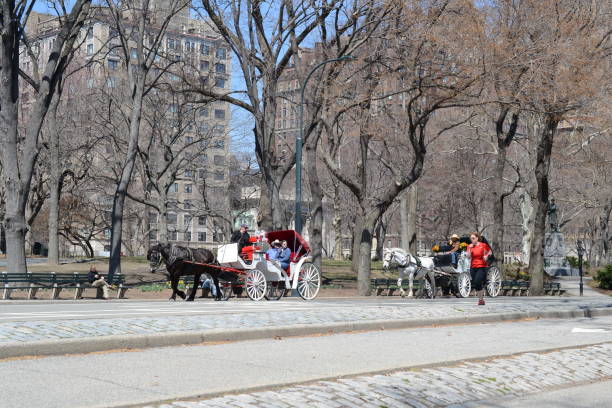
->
[[0, 257, 71, 269], [0, 315, 610, 408], [1, 297, 611, 346]]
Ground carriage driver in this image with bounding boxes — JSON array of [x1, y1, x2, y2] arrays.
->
[[230, 224, 250, 252], [448, 234, 460, 268]]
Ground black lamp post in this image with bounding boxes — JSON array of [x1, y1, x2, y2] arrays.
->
[[294, 55, 354, 234], [577, 240, 584, 296]]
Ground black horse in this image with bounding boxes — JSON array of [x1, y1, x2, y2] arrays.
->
[[147, 243, 221, 301]]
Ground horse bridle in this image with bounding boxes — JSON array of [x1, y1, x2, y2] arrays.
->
[[384, 251, 408, 269], [150, 250, 164, 272]]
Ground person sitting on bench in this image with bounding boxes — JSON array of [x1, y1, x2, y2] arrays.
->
[[88, 266, 110, 300]]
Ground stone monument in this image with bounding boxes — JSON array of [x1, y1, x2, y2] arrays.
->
[[544, 199, 576, 276]]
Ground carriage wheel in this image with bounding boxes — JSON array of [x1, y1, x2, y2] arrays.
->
[[486, 266, 502, 298], [297, 262, 321, 300], [245, 269, 267, 301], [265, 281, 285, 300], [455, 272, 471, 298], [220, 281, 232, 301]]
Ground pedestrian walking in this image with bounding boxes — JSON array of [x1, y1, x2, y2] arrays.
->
[[466, 232, 491, 305]]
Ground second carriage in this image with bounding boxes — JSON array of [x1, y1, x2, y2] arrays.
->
[[185, 229, 322, 301]]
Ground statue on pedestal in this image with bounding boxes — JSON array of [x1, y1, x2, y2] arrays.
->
[[547, 199, 559, 232]]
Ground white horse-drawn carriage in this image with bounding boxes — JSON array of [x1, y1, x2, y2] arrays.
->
[[183, 230, 321, 301], [383, 237, 502, 299]]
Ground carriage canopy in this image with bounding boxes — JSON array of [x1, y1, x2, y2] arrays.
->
[[266, 230, 310, 260]]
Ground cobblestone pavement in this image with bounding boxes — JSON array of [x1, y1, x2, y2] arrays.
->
[[0, 298, 611, 344], [146, 343, 612, 408]]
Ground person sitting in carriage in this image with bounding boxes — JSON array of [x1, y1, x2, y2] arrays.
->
[[266, 239, 291, 270], [448, 234, 461, 268]]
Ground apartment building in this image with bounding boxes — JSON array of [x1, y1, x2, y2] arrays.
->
[[21, 5, 233, 255]]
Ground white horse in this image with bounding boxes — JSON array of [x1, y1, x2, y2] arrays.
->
[[382, 248, 436, 298]]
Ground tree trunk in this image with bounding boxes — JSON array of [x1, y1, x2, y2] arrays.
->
[[356, 214, 377, 296], [108, 75, 146, 282], [400, 191, 409, 251], [406, 185, 418, 254], [491, 144, 507, 254], [48, 99, 61, 265], [332, 184, 343, 260], [157, 195, 169, 244], [528, 114, 558, 295], [351, 213, 363, 272], [519, 187, 534, 265], [306, 139, 323, 272]]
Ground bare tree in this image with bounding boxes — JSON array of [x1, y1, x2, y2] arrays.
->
[[103, 0, 189, 280]]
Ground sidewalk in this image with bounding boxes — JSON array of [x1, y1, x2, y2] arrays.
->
[[1, 297, 611, 358]]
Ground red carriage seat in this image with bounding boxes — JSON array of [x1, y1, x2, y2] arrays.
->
[[265, 230, 311, 271]]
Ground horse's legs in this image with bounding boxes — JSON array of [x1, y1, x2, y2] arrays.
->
[[428, 270, 436, 299], [407, 269, 415, 297], [172, 270, 186, 300], [169, 274, 178, 301], [186, 273, 201, 301], [397, 274, 405, 297], [212, 275, 222, 300]]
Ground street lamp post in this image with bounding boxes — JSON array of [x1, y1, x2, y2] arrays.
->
[[295, 55, 353, 234], [577, 240, 584, 296]]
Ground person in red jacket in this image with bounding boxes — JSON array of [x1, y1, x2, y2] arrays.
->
[[467, 232, 492, 305]]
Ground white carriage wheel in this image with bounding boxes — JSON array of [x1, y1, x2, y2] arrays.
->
[[457, 272, 471, 298], [486, 266, 502, 298], [245, 269, 267, 301], [297, 262, 321, 300]]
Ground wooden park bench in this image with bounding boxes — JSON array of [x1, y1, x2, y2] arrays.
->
[[1, 272, 128, 300]]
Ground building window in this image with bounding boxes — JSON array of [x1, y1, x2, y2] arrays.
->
[[214, 172, 224, 181], [213, 155, 225, 165], [200, 60, 209, 71], [184, 231, 192, 241], [184, 169, 194, 178], [87, 44, 93, 55], [184, 199, 192, 209], [106, 77, 117, 88], [170, 74, 180, 81], [215, 63, 225, 73], [167, 38, 176, 49], [184, 183, 192, 194], [169, 103, 177, 113], [130, 48, 138, 60], [185, 40, 196, 52], [213, 139, 225, 149], [87, 27, 93, 39], [149, 230, 157, 241], [168, 213, 177, 225], [198, 232, 206, 242], [184, 214, 192, 226], [216, 47, 227, 59], [108, 59, 118, 70], [185, 136, 193, 144], [198, 169, 206, 179], [86, 78, 95, 88], [198, 216, 207, 226], [200, 42, 210, 55], [215, 78, 225, 88], [169, 230, 177, 241], [214, 109, 225, 119], [169, 183, 178, 193], [198, 107, 209, 117]]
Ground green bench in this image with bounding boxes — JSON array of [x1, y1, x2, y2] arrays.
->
[[1, 272, 128, 300], [499, 280, 566, 296], [370, 278, 423, 296]]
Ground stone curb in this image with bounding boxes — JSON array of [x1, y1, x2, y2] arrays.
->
[[1, 306, 611, 359]]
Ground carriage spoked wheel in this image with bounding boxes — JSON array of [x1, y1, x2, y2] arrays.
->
[[297, 262, 321, 300], [265, 281, 285, 301], [486, 266, 502, 298], [245, 269, 267, 301], [455, 272, 471, 298], [219, 281, 232, 301]]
